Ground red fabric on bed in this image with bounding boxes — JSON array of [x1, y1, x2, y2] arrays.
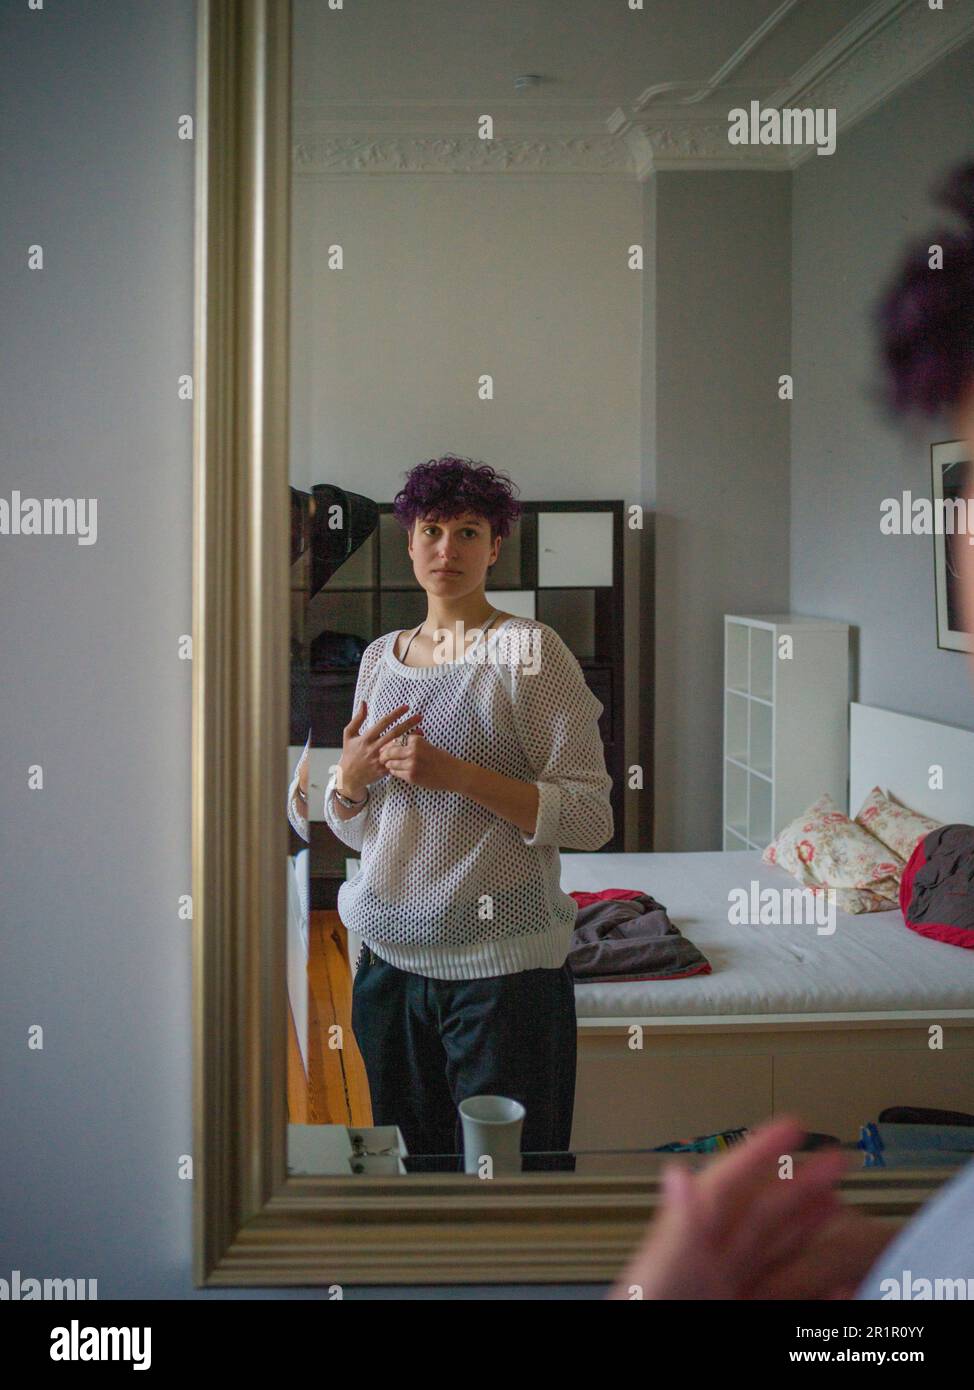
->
[[900, 827, 974, 949], [567, 889, 713, 981], [569, 888, 645, 909]]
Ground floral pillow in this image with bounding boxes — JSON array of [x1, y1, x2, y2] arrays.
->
[[762, 793, 905, 913], [853, 785, 943, 863]]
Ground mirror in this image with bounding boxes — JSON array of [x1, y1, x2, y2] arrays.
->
[[195, 0, 974, 1284], [281, 0, 974, 1180]]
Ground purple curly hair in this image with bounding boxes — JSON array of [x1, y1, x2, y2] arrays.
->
[[876, 160, 974, 418], [391, 455, 522, 541]]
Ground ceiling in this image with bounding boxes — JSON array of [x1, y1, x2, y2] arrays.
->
[[290, 0, 974, 174], [294, 0, 866, 106]]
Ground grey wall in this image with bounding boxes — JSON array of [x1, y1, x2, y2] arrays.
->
[[651, 172, 792, 851], [791, 38, 974, 732], [0, 0, 602, 1300]]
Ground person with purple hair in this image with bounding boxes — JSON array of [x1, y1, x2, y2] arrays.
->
[[324, 455, 614, 1167], [877, 161, 974, 429], [609, 160, 974, 1300]]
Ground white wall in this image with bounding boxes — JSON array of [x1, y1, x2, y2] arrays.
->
[[290, 175, 643, 500]]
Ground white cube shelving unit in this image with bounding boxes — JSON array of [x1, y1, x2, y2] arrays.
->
[[723, 614, 850, 852]]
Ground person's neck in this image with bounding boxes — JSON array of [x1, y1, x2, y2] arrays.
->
[[419, 594, 496, 638]]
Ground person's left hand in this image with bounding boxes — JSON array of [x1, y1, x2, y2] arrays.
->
[[378, 726, 461, 793]]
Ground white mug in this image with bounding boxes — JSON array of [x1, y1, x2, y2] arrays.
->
[[458, 1095, 526, 1176]]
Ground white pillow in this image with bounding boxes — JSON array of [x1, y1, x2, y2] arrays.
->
[[853, 786, 943, 863], [762, 793, 904, 913]]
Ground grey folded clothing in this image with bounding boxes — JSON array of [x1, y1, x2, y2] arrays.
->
[[567, 891, 712, 983]]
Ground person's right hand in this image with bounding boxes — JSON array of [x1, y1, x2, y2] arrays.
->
[[335, 701, 423, 798], [606, 1116, 897, 1301]]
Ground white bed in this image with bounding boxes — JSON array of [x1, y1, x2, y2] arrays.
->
[[563, 851, 974, 1020], [564, 702, 974, 1149]]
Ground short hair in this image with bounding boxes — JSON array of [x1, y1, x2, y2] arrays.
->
[[391, 455, 522, 542], [876, 160, 974, 419]]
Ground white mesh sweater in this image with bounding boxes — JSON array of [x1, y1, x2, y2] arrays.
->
[[320, 616, 613, 981]]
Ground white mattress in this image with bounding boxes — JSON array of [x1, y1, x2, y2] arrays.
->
[[559, 852, 974, 1021]]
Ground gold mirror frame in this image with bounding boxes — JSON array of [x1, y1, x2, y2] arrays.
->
[[191, 0, 950, 1288]]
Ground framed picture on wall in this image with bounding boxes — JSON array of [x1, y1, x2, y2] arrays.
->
[[932, 439, 974, 654]]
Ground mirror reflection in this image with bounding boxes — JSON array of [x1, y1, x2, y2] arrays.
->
[[283, 0, 974, 1179]]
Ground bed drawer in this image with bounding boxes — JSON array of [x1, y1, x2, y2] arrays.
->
[[772, 1037, 974, 1140], [572, 1034, 772, 1150]]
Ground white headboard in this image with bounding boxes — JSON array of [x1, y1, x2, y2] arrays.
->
[[849, 702, 974, 824]]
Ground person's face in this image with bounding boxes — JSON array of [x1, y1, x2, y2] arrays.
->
[[407, 511, 501, 596], [954, 380, 974, 682]]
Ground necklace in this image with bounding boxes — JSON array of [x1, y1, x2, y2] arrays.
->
[[400, 607, 500, 662]]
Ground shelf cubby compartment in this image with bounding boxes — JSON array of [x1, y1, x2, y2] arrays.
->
[[748, 699, 773, 778], [378, 513, 415, 587], [749, 625, 774, 702], [379, 591, 427, 634], [748, 773, 773, 847], [537, 588, 596, 661], [310, 590, 373, 638], [325, 532, 374, 590], [726, 620, 749, 694], [486, 516, 524, 588], [724, 759, 749, 841], [538, 511, 613, 588], [725, 691, 749, 764]]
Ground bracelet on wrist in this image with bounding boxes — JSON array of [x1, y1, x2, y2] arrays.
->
[[334, 784, 368, 810]]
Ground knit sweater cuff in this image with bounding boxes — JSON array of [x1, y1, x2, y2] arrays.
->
[[324, 772, 369, 850], [287, 778, 310, 843], [521, 780, 561, 847]]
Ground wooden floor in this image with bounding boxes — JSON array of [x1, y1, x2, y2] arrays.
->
[[287, 909, 372, 1127]]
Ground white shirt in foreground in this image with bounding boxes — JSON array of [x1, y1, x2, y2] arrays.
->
[[855, 1156, 974, 1299]]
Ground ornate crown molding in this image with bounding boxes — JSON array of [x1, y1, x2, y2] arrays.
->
[[780, 0, 974, 168], [610, 111, 786, 177], [292, 133, 633, 176]]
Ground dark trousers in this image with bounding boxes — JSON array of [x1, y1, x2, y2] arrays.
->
[[351, 949, 578, 1171]]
